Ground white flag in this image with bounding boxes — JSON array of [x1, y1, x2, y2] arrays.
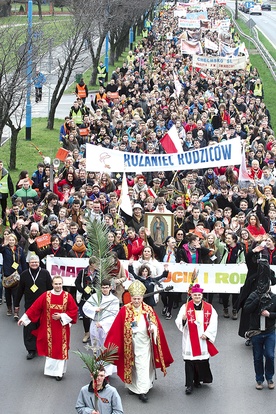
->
[[119, 172, 133, 216]]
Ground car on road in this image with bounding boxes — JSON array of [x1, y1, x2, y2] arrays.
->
[[240, 1, 254, 12], [261, 3, 271, 10], [249, 3, 262, 14]]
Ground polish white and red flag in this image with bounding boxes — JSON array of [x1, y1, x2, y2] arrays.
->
[[147, 187, 157, 199], [160, 125, 183, 154], [238, 145, 254, 187]]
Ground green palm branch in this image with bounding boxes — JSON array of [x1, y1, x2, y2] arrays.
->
[[74, 343, 119, 379], [85, 217, 114, 284]]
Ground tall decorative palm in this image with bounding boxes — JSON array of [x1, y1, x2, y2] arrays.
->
[[86, 217, 114, 285], [76, 217, 119, 412]]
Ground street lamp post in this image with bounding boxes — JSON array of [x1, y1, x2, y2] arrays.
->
[[26, 0, 33, 141], [105, 33, 109, 80], [129, 26, 133, 51]]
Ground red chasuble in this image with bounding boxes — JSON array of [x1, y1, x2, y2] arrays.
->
[[26, 291, 78, 360], [104, 302, 174, 384]]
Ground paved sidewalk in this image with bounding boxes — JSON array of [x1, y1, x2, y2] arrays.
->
[[1, 86, 96, 144]]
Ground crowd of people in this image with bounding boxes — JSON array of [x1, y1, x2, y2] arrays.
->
[[1, 1, 276, 408]]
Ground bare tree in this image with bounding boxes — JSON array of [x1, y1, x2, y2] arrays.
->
[[0, 21, 49, 169], [46, 2, 102, 129], [0, 0, 11, 17], [85, 0, 152, 84], [0, 26, 31, 169]]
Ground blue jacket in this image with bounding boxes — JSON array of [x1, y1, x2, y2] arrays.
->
[[33, 72, 46, 88], [0, 245, 27, 277]]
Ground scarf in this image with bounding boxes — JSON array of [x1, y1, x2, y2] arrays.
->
[[268, 248, 276, 265], [186, 300, 218, 357], [33, 212, 43, 222], [72, 243, 86, 256]]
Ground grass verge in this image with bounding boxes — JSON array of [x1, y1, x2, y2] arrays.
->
[[233, 16, 276, 130], [1, 118, 62, 186]]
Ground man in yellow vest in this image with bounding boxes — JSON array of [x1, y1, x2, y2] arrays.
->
[[253, 78, 264, 99], [75, 78, 88, 104], [0, 160, 14, 219], [97, 61, 107, 87], [69, 101, 85, 126]]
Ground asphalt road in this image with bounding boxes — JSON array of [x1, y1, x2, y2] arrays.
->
[[0, 295, 275, 414], [228, 1, 276, 47]]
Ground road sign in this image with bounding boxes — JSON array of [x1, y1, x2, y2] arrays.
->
[[247, 18, 256, 29]]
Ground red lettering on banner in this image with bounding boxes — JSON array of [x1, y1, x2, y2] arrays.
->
[[51, 265, 66, 276], [50, 265, 86, 278]]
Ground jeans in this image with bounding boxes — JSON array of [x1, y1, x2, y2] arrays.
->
[[251, 330, 275, 382]]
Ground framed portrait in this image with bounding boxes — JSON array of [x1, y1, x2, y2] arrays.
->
[[145, 212, 174, 246]]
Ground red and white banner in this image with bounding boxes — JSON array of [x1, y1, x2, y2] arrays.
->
[[181, 39, 203, 55]]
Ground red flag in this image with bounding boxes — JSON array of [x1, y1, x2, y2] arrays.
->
[[55, 148, 69, 162], [160, 125, 183, 154]]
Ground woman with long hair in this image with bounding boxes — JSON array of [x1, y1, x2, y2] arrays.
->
[[138, 245, 160, 277], [239, 228, 254, 254], [246, 213, 267, 239], [107, 231, 127, 260], [68, 235, 88, 258], [201, 233, 223, 264], [100, 173, 116, 194]]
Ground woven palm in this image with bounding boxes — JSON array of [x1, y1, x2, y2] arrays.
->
[[74, 343, 118, 379]]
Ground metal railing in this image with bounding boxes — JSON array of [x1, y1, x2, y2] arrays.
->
[[228, 7, 276, 81]]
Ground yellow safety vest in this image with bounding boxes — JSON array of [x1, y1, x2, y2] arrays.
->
[[142, 29, 148, 38], [97, 66, 106, 79], [254, 83, 263, 97], [72, 109, 83, 125], [0, 174, 9, 194]]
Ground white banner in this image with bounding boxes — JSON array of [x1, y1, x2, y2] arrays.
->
[[175, 10, 187, 17], [179, 18, 201, 28], [46, 257, 276, 294], [192, 55, 247, 70], [85, 138, 242, 173], [47, 256, 89, 286]]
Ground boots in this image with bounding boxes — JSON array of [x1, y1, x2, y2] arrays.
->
[[7, 307, 12, 316], [223, 308, 229, 318], [14, 307, 20, 321], [232, 309, 238, 320], [82, 332, 90, 343]]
